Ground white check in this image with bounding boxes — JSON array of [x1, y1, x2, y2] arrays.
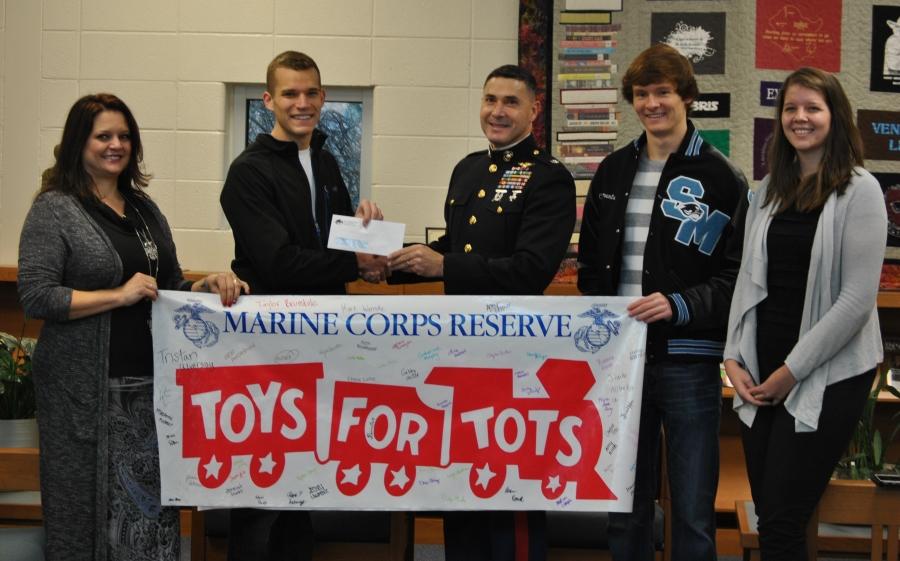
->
[[326, 215, 405, 256]]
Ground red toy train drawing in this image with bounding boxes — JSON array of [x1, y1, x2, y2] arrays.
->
[[175, 358, 616, 501]]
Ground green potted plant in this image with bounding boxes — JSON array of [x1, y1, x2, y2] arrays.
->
[[0, 330, 36, 420], [835, 368, 900, 480]]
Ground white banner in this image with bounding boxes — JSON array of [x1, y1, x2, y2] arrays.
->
[[152, 291, 646, 512]]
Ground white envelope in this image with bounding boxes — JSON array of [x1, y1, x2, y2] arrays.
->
[[326, 215, 405, 256]]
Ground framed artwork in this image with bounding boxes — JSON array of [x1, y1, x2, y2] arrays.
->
[[871, 5, 900, 93], [245, 98, 364, 207], [651, 12, 726, 74], [425, 227, 446, 245]]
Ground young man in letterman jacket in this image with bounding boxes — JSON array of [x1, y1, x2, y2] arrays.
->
[[577, 44, 748, 561]]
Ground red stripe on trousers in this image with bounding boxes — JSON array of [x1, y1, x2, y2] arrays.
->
[[514, 512, 529, 561]]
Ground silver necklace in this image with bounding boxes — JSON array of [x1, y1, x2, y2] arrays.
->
[[126, 199, 159, 279]]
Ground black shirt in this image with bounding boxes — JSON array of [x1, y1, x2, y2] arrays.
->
[[756, 206, 822, 381], [83, 194, 175, 377]]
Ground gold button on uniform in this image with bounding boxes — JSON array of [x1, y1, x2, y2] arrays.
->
[[464, 243, 473, 253], [449, 198, 455, 204], [469, 215, 477, 225], [496, 206, 503, 214], [477, 189, 486, 198], [533, 149, 540, 155], [489, 164, 498, 173]]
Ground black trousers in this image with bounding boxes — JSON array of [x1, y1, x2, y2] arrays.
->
[[443, 511, 545, 561], [228, 509, 313, 561], [741, 369, 875, 561]]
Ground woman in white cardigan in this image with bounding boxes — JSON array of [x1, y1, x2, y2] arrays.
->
[[723, 68, 886, 560]]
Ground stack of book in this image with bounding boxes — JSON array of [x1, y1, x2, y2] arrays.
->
[[557, 19, 622, 179]]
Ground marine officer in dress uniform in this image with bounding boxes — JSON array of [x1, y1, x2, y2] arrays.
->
[[388, 64, 575, 560]]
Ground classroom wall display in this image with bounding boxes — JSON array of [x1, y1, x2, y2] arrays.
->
[[858, 109, 900, 161], [691, 93, 731, 118], [755, 0, 842, 71], [520, 0, 554, 148], [877, 173, 900, 289], [698, 130, 730, 157], [542, 0, 898, 196], [753, 118, 775, 180], [651, 12, 726, 74], [554, 5, 623, 180], [870, 5, 900, 93], [759, 80, 782, 107], [152, 291, 648, 511], [878, 172, 900, 256]]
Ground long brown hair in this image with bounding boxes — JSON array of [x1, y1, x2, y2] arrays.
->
[[40, 93, 150, 201], [764, 67, 864, 213]]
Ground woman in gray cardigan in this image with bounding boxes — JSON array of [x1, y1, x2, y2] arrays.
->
[[723, 68, 886, 560], [17, 93, 248, 561]]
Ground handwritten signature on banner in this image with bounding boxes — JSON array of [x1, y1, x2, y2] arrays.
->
[[153, 294, 647, 512]]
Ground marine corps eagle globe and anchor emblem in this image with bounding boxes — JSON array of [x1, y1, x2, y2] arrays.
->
[[574, 304, 621, 353], [173, 302, 220, 348]]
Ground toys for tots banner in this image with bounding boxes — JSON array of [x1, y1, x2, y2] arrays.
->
[[152, 292, 646, 512]]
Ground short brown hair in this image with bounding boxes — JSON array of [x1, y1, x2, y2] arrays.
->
[[266, 51, 322, 93], [621, 43, 698, 105]]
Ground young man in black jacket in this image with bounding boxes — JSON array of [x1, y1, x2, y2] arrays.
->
[[578, 44, 747, 561], [220, 50, 386, 561], [221, 50, 385, 295]]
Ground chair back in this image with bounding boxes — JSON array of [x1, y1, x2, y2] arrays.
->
[[806, 479, 900, 561]]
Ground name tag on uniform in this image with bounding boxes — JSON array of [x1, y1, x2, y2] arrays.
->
[[327, 215, 405, 256]]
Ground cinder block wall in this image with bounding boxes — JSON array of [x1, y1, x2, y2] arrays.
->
[[0, 0, 518, 270], [1, 1, 897, 271]]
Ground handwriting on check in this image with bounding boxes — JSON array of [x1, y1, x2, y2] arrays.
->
[[335, 237, 370, 250]]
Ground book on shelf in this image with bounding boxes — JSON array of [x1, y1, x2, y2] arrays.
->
[[558, 143, 614, 156], [562, 155, 607, 164], [559, 11, 612, 24], [557, 130, 618, 141], [563, 33, 617, 41], [558, 53, 611, 61], [560, 88, 617, 105], [564, 102, 618, 110], [882, 263, 900, 290], [560, 47, 616, 56], [557, 61, 617, 72], [559, 40, 618, 48], [559, 151, 612, 160], [566, 110, 618, 120], [565, 119, 619, 128], [559, 139, 616, 145], [563, 23, 622, 33], [565, 0, 622, 10], [560, 80, 614, 89], [558, 72, 613, 80], [567, 162, 602, 178]]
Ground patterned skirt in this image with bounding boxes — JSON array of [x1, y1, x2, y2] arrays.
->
[[107, 376, 180, 561]]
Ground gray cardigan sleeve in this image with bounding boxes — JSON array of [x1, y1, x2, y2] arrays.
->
[[18, 194, 75, 322], [785, 171, 887, 380]]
